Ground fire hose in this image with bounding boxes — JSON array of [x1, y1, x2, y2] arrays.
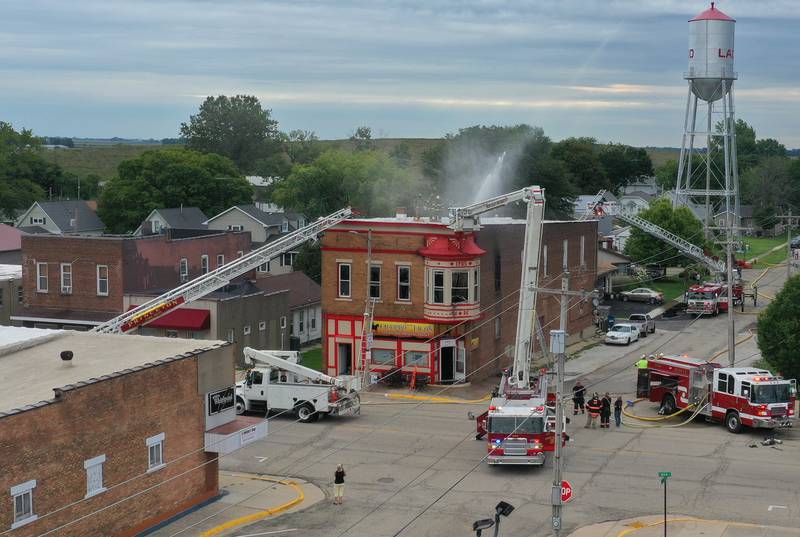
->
[[622, 394, 710, 429]]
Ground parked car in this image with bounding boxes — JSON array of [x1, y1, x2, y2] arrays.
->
[[605, 323, 640, 346], [620, 288, 664, 304], [628, 313, 655, 336], [791, 236, 800, 249]]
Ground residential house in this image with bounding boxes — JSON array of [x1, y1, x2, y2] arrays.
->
[[256, 271, 322, 346], [573, 191, 618, 219], [596, 247, 632, 297], [133, 207, 208, 236], [618, 191, 655, 216], [321, 215, 597, 382], [0, 264, 22, 325], [621, 176, 661, 196], [204, 205, 306, 276], [0, 223, 23, 264], [15, 200, 105, 235]]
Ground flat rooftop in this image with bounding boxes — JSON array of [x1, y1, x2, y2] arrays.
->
[[0, 328, 225, 417]]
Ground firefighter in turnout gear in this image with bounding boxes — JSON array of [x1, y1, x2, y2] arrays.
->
[[585, 393, 602, 429]]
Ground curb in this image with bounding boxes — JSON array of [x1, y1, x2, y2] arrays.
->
[[198, 475, 305, 537], [383, 393, 491, 404]]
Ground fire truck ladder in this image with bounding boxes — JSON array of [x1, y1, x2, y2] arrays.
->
[[617, 212, 725, 273], [578, 189, 606, 221], [92, 207, 353, 334]]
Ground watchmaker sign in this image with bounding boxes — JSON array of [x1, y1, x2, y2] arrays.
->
[[207, 387, 235, 416]]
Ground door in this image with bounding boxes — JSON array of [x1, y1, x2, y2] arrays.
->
[[455, 343, 466, 382], [245, 370, 266, 400], [338, 343, 352, 375], [440, 345, 455, 383]]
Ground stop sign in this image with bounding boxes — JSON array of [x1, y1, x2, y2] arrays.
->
[[561, 480, 574, 503]]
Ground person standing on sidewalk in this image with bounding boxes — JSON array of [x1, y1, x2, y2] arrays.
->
[[333, 464, 346, 505], [614, 396, 623, 427], [600, 392, 612, 428], [572, 380, 586, 415], [585, 393, 601, 428]]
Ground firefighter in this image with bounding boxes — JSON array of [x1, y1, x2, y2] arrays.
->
[[636, 355, 649, 369], [585, 393, 602, 429], [600, 392, 612, 428], [572, 380, 586, 415]]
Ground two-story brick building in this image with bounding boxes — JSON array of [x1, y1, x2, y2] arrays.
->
[[321, 216, 597, 383], [0, 327, 266, 536], [12, 231, 291, 358]]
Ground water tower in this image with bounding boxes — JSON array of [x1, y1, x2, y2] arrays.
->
[[673, 2, 740, 236]]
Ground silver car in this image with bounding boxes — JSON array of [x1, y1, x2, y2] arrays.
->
[[620, 288, 664, 305]]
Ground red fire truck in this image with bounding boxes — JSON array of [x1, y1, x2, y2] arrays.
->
[[639, 355, 796, 433], [685, 282, 743, 315]]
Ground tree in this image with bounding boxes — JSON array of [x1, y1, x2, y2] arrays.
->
[[180, 95, 281, 172], [390, 141, 413, 168], [550, 137, 608, 192], [757, 274, 800, 380], [286, 130, 322, 165], [98, 148, 253, 233], [655, 159, 679, 190], [597, 143, 653, 190], [755, 138, 787, 158], [295, 242, 322, 283], [349, 126, 374, 151], [273, 149, 418, 219], [623, 198, 709, 266], [0, 122, 47, 219], [740, 157, 791, 212]]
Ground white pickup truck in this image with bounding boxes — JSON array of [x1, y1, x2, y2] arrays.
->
[[235, 348, 361, 422], [628, 313, 655, 337]]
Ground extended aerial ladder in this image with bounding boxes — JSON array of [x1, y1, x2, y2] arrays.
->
[[92, 207, 353, 334], [447, 186, 546, 392], [243, 348, 361, 392]]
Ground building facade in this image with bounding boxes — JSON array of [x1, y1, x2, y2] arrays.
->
[[320, 217, 597, 383], [0, 329, 266, 537], [0, 265, 23, 326], [15, 200, 105, 235], [256, 271, 322, 346]]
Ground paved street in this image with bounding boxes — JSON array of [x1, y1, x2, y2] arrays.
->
[[207, 267, 797, 537]]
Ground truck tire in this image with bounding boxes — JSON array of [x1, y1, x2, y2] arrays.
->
[[649, 297, 656, 305], [725, 411, 742, 434], [650, 324, 656, 334], [235, 397, 246, 415], [296, 403, 318, 423], [622, 295, 629, 302], [661, 394, 677, 415], [626, 337, 631, 346], [641, 329, 648, 338]]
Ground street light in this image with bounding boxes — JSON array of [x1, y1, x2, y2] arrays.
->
[[473, 501, 515, 537]]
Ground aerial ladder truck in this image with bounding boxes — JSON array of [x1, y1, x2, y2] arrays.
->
[[92, 207, 352, 334], [449, 187, 560, 465]]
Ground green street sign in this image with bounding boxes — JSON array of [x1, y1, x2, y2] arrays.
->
[[658, 471, 672, 478]]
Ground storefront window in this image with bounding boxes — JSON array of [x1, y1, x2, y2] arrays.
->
[[433, 271, 445, 304], [371, 348, 396, 365], [405, 350, 429, 367], [452, 271, 469, 303]]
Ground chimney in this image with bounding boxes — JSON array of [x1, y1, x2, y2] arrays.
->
[[395, 207, 407, 220]]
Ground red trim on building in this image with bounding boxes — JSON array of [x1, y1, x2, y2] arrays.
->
[[341, 220, 449, 229], [321, 247, 418, 255], [327, 228, 447, 238], [418, 234, 486, 260]]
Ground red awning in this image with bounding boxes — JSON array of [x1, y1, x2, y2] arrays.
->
[[126, 305, 210, 331], [418, 233, 486, 260]]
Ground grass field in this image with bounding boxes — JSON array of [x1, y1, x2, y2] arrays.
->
[[643, 147, 680, 168], [740, 236, 786, 261], [751, 248, 788, 269], [40, 144, 160, 179], [300, 347, 324, 372]]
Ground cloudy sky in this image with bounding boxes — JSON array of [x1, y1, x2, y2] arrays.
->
[[2, 0, 798, 146]]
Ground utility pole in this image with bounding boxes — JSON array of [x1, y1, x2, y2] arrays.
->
[[725, 230, 735, 368], [776, 213, 795, 280], [551, 271, 569, 536]]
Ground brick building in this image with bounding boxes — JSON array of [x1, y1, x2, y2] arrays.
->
[[321, 216, 597, 383], [0, 328, 266, 536], [12, 232, 291, 356]]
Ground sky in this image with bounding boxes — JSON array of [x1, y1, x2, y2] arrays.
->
[[1, 0, 799, 147]]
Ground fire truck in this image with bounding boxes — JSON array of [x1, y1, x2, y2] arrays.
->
[[685, 282, 743, 315], [460, 186, 565, 465], [639, 354, 796, 433]]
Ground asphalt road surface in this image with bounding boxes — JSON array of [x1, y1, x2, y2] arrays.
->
[[218, 267, 796, 536]]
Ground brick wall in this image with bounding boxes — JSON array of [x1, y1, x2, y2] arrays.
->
[[0, 355, 217, 537], [21, 235, 125, 314]]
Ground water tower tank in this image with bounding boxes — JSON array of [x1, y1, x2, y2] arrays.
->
[[687, 2, 735, 102]]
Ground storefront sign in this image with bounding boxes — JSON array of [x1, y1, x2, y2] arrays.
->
[[121, 297, 186, 332], [207, 387, 235, 416], [372, 320, 435, 339]]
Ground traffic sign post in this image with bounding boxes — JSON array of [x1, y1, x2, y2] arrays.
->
[[658, 472, 671, 536]]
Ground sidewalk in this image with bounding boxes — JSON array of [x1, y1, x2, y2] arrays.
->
[[144, 471, 323, 537], [568, 515, 800, 537]]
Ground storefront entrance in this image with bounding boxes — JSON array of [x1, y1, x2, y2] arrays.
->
[[439, 340, 465, 384], [338, 343, 352, 375]]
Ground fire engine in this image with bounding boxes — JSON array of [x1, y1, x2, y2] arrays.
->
[[459, 186, 565, 465], [639, 354, 797, 433], [685, 282, 743, 315]]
